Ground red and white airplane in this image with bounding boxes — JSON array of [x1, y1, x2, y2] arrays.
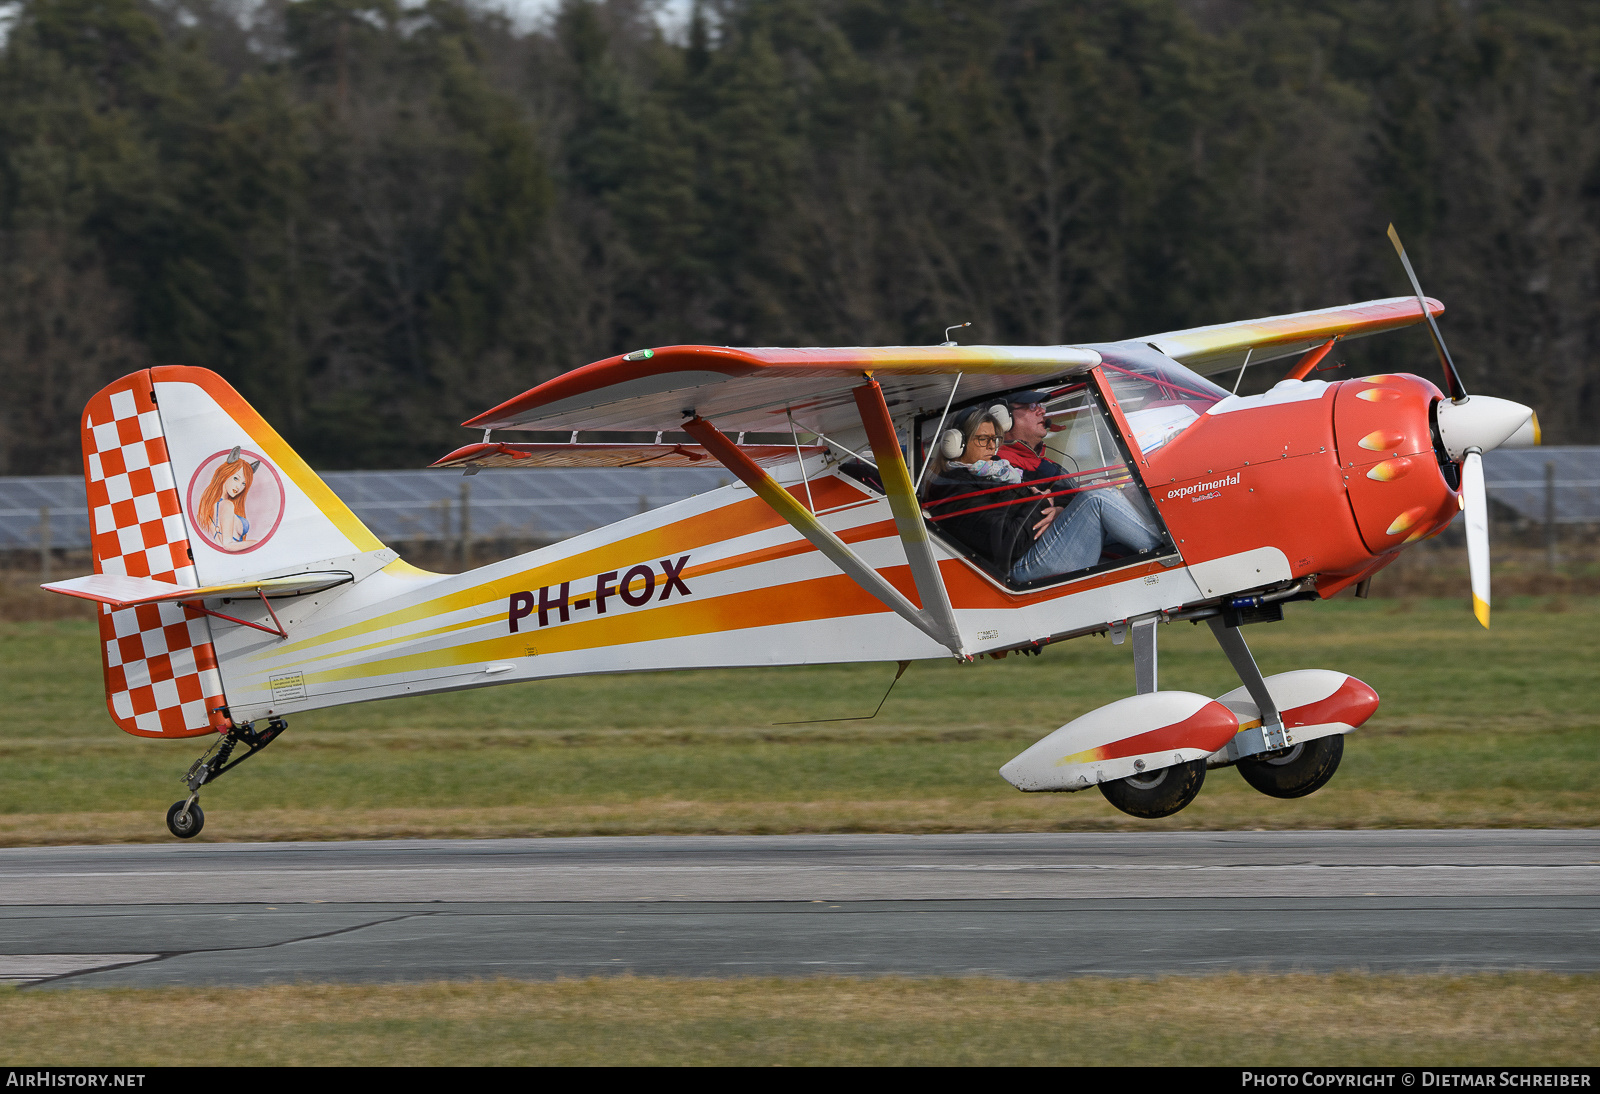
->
[[44, 229, 1538, 836]]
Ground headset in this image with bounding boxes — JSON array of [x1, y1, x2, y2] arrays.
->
[[940, 404, 1013, 459]]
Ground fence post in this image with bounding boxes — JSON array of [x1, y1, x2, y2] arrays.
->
[[39, 506, 51, 582], [1544, 460, 1557, 570], [459, 480, 471, 569], [439, 496, 452, 569]]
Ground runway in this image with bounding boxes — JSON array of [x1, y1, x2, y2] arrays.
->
[[2, 830, 1595, 987]]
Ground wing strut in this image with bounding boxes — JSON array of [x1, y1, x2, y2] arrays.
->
[[682, 413, 966, 656], [851, 379, 963, 652]]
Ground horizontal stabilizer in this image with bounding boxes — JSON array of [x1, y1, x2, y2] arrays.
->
[[433, 441, 824, 470], [43, 571, 353, 608]]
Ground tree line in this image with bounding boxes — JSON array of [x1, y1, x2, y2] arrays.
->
[[1, 0, 1596, 473]]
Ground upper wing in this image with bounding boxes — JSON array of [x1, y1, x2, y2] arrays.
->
[[460, 298, 1440, 439], [1141, 296, 1444, 377], [462, 345, 1102, 436]]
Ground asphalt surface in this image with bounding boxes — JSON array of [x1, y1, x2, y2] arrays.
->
[[1, 831, 1595, 987]]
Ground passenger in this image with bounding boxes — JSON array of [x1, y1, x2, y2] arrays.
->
[[922, 405, 1163, 582]]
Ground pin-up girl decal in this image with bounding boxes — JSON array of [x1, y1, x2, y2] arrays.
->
[[197, 446, 259, 551], [188, 446, 285, 555]]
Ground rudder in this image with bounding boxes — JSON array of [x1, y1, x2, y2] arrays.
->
[[81, 371, 226, 738]]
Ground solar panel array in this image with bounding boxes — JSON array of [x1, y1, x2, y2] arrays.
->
[[1471, 448, 1600, 525], [2, 449, 1596, 553], [0, 467, 732, 552]]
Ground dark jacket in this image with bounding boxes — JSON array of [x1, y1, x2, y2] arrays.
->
[[921, 465, 1048, 570]]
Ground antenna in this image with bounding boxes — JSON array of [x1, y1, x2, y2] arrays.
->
[[941, 322, 971, 346]]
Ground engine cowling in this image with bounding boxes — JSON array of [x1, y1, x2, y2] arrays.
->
[[1333, 374, 1459, 552]]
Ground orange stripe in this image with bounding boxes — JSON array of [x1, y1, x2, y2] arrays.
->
[[306, 566, 921, 685], [685, 518, 899, 582], [939, 553, 1172, 609], [269, 477, 872, 657], [267, 493, 789, 655], [269, 522, 900, 672]]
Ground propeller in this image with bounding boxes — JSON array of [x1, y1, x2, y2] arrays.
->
[[1387, 224, 1468, 403], [1387, 225, 1537, 629]]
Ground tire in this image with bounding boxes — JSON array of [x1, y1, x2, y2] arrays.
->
[[166, 800, 205, 839], [1098, 759, 1207, 818], [1236, 733, 1344, 799]]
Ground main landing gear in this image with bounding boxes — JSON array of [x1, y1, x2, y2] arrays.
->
[[1094, 608, 1345, 819], [165, 716, 287, 839]]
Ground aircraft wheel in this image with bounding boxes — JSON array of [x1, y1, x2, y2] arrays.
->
[[1236, 734, 1343, 799], [165, 801, 205, 840], [1098, 759, 1206, 819]]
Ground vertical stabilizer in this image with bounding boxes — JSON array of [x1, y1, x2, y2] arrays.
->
[[150, 366, 388, 584]]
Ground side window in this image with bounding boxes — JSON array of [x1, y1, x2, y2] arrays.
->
[[1036, 384, 1127, 494], [914, 381, 1175, 590]]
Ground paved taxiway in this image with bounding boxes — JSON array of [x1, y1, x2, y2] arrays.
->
[[2, 830, 1595, 987]]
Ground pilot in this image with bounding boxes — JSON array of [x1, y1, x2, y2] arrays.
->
[[922, 405, 1162, 582], [997, 391, 1068, 488]]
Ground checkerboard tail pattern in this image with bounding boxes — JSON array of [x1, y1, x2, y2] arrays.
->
[[83, 372, 228, 738]]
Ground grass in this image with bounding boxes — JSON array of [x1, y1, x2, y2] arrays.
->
[[0, 973, 1595, 1065], [1, 596, 1597, 843]]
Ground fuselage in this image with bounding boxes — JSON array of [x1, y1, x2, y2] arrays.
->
[[208, 370, 1458, 725]]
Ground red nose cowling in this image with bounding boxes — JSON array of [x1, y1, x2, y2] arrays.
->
[[1144, 373, 1459, 599]]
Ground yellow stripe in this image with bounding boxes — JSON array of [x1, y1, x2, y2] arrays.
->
[[302, 570, 896, 686], [383, 559, 443, 578], [1473, 594, 1490, 629], [1054, 746, 1102, 767], [257, 609, 501, 672], [265, 495, 783, 658]]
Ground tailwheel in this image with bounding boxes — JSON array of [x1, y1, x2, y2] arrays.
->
[[166, 800, 205, 839], [163, 716, 287, 839], [1236, 734, 1343, 799], [1098, 759, 1206, 818]]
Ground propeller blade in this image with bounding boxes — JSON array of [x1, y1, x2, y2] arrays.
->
[[1387, 224, 1469, 402], [1461, 449, 1490, 628]]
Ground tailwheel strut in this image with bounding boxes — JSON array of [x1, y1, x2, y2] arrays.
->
[[166, 715, 287, 839]]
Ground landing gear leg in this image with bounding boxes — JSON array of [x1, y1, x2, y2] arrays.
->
[[164, 716, 287, 840], [1132, 616, 1158, 695], [1097, 616, 1206, 818], [1207, 617, 1289, 755]]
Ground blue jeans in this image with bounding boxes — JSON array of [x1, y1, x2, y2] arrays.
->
[[1009, 488, 1162, 583]]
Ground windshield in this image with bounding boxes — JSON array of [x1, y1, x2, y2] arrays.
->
[[1085, 343, 1229, 457]]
